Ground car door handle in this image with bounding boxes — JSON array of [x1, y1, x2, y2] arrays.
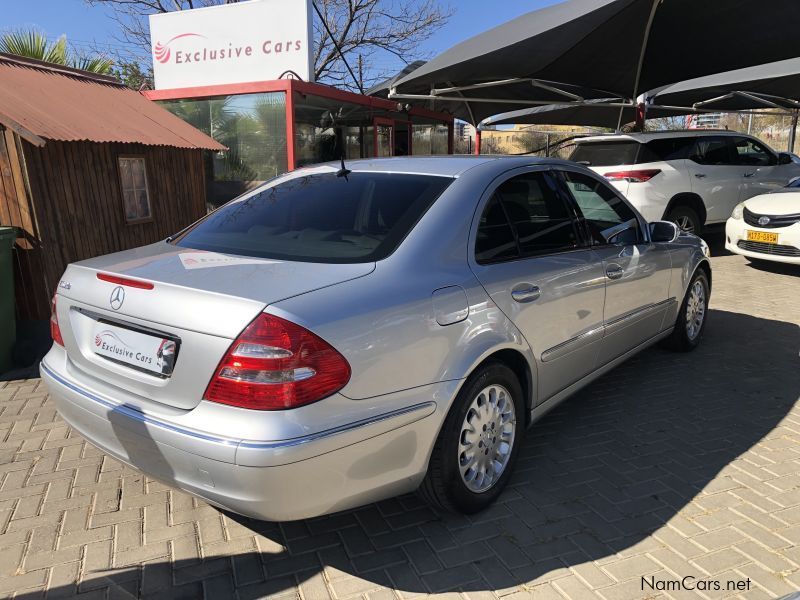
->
[[744, 172, 756, 178], [511, 285, 541, 303], [606, 264, 624, 280], [694, 173, 707, 178]]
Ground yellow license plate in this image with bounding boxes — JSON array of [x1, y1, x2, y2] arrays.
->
[[747, 230, 779, 243]]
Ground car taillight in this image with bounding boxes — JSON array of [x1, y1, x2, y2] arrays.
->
[[50, 294, 64, 347], [204, 313, 351, 410], [603, 169, 661, 183]]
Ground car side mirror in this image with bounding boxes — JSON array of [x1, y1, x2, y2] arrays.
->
[[649, 220, 679, 243], [778, 152, 793, 165]]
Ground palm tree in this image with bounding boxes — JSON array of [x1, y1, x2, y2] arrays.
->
[[0, 30, 113, 75]]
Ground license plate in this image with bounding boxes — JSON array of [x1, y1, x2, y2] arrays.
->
[[747, 230, 779, 243], [92, 321, 178, 376]]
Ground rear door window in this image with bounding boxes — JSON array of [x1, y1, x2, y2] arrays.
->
[[690, 136, 736, 165], [475, 172, 581, 263], [173, 172, 453, 263], [570, 141, 641, 166], [475, 196, 519, 263], [644, 137, 695, 162]]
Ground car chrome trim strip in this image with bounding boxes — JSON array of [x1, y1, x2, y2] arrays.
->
[[603, 298, 677, 334], [41, 362, 436, 451], [541, 326, 604, 363], [540, 298, 676, 363], [532, 327, 674, 426]]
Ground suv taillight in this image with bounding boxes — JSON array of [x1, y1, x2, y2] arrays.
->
[[603, 169, 661, 183], [50, 294, 64, 347], [204, 313, 351, 410]]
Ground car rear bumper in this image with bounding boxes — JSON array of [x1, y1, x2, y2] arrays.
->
[[41, 359, 449, 521], [725, 218, 800, 265]]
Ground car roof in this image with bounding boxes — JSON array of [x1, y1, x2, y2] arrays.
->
[[577, 130, 746, 144], [295, 155, 575, 177]]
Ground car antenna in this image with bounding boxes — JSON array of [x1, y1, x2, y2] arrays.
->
[[336, 155, 351, 181]]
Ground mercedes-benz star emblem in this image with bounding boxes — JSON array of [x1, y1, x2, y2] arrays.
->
[[109, 286, 125, 311], [758, 216, 771, 226]]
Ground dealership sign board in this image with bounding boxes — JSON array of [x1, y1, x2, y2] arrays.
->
[[149, 0, 314, 89]]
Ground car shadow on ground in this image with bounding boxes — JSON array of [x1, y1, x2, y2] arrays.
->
[[17, 308, 800, 598], [702, 227, 731, 256], [743, 259, 800, 277]]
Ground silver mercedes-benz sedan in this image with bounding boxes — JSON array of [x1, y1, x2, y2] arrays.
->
[[41, 156, 711, 521]]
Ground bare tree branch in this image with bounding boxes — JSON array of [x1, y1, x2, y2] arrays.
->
[[84, 0, 451, 91]]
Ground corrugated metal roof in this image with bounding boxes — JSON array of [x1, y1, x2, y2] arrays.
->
[[0, 53, 225, 150]]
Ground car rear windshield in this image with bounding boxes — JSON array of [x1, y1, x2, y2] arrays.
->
[[569, 141, 641, 166], [171, 172, 453, 263]]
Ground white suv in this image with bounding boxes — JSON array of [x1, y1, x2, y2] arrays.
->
[[569, 131, 800, 234]]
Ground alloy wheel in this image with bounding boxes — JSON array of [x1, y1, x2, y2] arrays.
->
[[674, 215, 695, 234], [458, 384, 516, 493], [685, 279, 706, 340]]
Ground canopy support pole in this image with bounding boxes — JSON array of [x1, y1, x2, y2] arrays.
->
[[530, 80, 584, 101], [429, 78, 592, 101], [389, 92, 635, 109], [635, 102, 647, 131], [629, 0, 661, 109], [789, 110, 798, 153], [474, 129, 481, 155], [693, 91, 800, 110], [615, 105, 625, 132], [445, 81, 478, 127]]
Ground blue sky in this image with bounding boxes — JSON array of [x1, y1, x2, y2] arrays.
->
[[3, 0, 559, 71]]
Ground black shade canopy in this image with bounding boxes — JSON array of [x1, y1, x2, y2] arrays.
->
[[391, 0, 800, 124], [369, 62, 620, 124], [482, 99, 692, 129], [366, 61, 428, 98], [653, 57, 800, 111]]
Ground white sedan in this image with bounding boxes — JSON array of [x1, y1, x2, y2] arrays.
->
[[726, 190, 800, 265]]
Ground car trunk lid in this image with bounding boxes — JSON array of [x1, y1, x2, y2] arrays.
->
[[55, 243, 374, 410]]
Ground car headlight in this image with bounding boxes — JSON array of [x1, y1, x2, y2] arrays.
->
[[700, 238, 711, 258], [731, 202, 745, 220]]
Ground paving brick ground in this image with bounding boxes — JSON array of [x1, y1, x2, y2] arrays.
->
[[1, 232, 799, 600]]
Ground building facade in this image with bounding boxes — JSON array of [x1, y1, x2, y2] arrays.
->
[[0, 53, 222, 320], [145, 79, 454, 207]]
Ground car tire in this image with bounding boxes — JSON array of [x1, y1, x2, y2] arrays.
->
[[419, 362, 525, 514], [666, 205, 702, 236], [662, 269, 710, 352]]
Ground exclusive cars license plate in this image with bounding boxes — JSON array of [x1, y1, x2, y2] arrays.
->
[[92, 321, 177, 376], [747, 230, 779, 243]]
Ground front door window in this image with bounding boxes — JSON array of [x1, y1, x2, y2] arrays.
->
[[560, 170, 642, 245]]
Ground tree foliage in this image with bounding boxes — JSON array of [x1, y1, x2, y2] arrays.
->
[[0, 29, 114, 74], [313, 0, 451, 90], [110, 59, 154, 90]]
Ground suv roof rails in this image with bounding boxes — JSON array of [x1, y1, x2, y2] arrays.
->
[[644, 129, 735, 134], [581, 129, 739, 139]]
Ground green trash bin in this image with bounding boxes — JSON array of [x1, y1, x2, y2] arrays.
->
[[0, 226, 16, 374]]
